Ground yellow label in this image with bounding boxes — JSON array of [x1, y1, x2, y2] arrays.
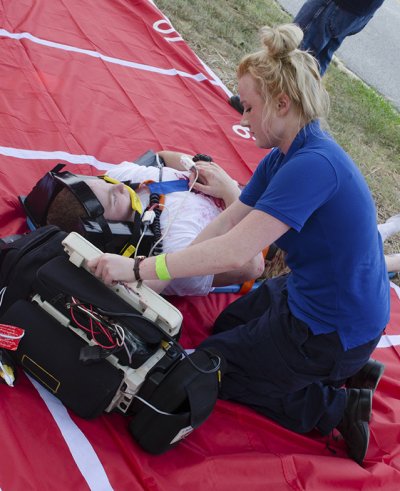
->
[[122, 245, 136, 257]]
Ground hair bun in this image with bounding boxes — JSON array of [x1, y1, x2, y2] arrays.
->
[[260, 23, 303, 59]]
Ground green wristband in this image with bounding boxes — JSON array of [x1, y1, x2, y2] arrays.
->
[[155, 253, 172, 281]]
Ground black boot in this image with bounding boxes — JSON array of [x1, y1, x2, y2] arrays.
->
[[228, 95, 244, 115], [346, 359, 385, 393], [336, 388, 372, 465]]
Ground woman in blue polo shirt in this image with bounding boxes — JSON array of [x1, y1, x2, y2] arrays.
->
[[88, 23, 389, 465]]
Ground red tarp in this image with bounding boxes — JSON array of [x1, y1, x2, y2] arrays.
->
[[0, 1, 399, 489]]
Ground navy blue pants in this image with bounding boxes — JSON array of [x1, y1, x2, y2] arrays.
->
[[201, 275, 381, 434]]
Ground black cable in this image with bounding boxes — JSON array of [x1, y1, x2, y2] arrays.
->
[[96, 307, 221, 374], [148, 192, 163, 256]]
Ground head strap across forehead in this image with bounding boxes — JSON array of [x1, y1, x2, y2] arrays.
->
[[59, 173, 105, 217]]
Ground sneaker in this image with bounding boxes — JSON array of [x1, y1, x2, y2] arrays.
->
[[346, 359, 385, 393]]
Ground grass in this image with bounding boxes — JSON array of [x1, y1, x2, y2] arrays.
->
[[155, 0, 400, 253]]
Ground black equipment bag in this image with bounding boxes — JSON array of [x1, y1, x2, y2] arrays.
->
[[0, 226, 223, 450], [0, 226, 160, 417], [0, 225, 68, 314], [1, 299, 123, 418], [32, 254, 164, 367], [128, 348, 221, 454]]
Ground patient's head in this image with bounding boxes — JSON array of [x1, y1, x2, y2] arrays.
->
[[86, 179, 133, 221], [46, 178, 133, 232]]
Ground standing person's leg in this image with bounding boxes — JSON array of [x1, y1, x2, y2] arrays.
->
[[294, 1, 380, 75], [294, 0, 338, 73], [316, 10, 379, 74]]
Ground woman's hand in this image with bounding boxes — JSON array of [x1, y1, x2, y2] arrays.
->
[[190, 161, 241, 206], [87, 254, 135, 286]]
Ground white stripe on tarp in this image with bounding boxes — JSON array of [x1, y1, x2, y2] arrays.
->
[[375, 282, 400, 348], [150, 5, 232, 97], [29, 376, 114, 491], [390, 280, 400, 300], [377, 334, 400, 348], [0, 28, 219, 84], [197, 55, 232, 97], [0, 145, 115, 170]]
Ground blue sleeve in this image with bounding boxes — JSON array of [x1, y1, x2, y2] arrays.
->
[[240, 150, 279, 206], [244, 152, 339, 232]]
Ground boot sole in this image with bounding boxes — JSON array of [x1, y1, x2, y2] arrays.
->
[[357, 389, 373, 423], [347, 420, 370, 465]]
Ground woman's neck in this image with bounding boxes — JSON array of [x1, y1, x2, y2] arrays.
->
[[278, 112, 308, 154]]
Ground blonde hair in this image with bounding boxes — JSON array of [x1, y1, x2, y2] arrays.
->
[[237, 23, 329, 124]]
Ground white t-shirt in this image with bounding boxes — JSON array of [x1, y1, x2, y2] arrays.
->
[[107, 161, 222, 296]]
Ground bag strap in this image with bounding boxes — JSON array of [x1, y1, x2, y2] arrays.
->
[[184, 350, 220, 428]]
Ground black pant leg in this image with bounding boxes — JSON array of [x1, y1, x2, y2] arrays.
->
[[213, 275, 288, 334]]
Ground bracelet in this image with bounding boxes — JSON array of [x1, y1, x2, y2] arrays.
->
[[133, 256, 146, 281], [155, 253, 172, 281]]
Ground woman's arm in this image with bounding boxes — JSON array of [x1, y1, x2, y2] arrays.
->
[[158, 151, 241, 206], [190, 161, 241, 207], [190, 198, 250, 245], [87, 209, 289, 285], [153, 210, 288, 278]]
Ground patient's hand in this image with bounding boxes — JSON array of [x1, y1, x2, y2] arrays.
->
[[190, 161, 241, 206]]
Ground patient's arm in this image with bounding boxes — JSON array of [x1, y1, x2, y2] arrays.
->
[[158, 151, 241, 207], [157, 150, 193, 171]]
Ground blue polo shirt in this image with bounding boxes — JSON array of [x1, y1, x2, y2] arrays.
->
[[240, 121, 389, 350]]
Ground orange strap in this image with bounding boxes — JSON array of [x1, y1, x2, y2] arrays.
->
[[139, 179, 166, 210], [238, 279, 255, 295]]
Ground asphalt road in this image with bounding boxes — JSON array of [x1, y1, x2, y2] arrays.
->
[[277, 0, 400, 111]]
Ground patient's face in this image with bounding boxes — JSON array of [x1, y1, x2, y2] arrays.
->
[[87, 179, 133, 221]]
